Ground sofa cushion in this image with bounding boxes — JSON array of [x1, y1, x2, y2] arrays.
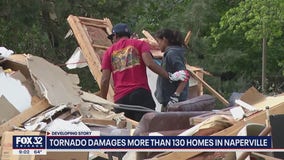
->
[[167, 94, 215, 112], [133, 111, 210, 136]]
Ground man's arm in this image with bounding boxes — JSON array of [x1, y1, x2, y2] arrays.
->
[[142, 52, 169, 79], [100, 69, 111, 99]]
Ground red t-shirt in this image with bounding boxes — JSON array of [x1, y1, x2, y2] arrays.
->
[[101, 38, 151, 101]]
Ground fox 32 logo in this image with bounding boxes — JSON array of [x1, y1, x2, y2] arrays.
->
[[13, 136, 46, 149]]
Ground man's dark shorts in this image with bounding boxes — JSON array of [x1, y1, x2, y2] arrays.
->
[[114, 88, 155, 121]]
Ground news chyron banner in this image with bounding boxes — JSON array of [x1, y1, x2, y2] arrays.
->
[[13, 131, 272, 155]]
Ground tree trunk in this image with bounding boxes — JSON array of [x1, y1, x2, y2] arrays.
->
[[262, 37, 267, 93]]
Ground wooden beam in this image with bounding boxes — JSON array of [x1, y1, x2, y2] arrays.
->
[[186, 65, 229, 106], [81, 118, 120, 126], [0, 98, 50, 137]]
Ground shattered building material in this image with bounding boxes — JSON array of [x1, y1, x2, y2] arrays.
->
[[0, 98, 50, 137], [23, 104, 69, 131], [27, 55, 82, 106], [0, 53, 125, 137], [151, 90, 284, 160]]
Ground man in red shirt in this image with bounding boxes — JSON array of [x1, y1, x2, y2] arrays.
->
[[101, 23, 188, 121]]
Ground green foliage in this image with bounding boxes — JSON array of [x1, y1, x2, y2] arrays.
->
[[210, 0, 284, 94]]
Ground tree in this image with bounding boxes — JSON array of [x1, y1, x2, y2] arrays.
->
[[211, 0, 284, 93]]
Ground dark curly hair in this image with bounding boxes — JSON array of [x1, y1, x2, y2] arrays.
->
[[155, 29, 184, 46]]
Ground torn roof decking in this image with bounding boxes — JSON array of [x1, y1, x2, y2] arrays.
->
[[67, 15, 114, 101]]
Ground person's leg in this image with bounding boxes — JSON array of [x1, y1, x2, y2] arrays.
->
[[128, 88, 155, 121], [114, 95, 129, 114], [115, 92, 140, 121], [115, 88, 155, 121]]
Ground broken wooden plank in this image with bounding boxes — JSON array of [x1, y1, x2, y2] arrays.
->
[[189, 108, 233, 126], [81, 118, 127, 128], [80, 90, 115, 110], [0, 98, 50, 137], [186, 65, 229, 106], [67, 15, 114, 101], [187, 65, 212, 76], [142, 30, 158, 46]]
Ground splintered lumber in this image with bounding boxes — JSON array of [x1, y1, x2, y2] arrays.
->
[[142, 30, 158, 46], [67, 15, 114, 101], [0, 98, 50, 137], [186, 65, 229, 106]]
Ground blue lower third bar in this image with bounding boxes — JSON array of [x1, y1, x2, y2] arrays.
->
[[45, 136, 271, 150]]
